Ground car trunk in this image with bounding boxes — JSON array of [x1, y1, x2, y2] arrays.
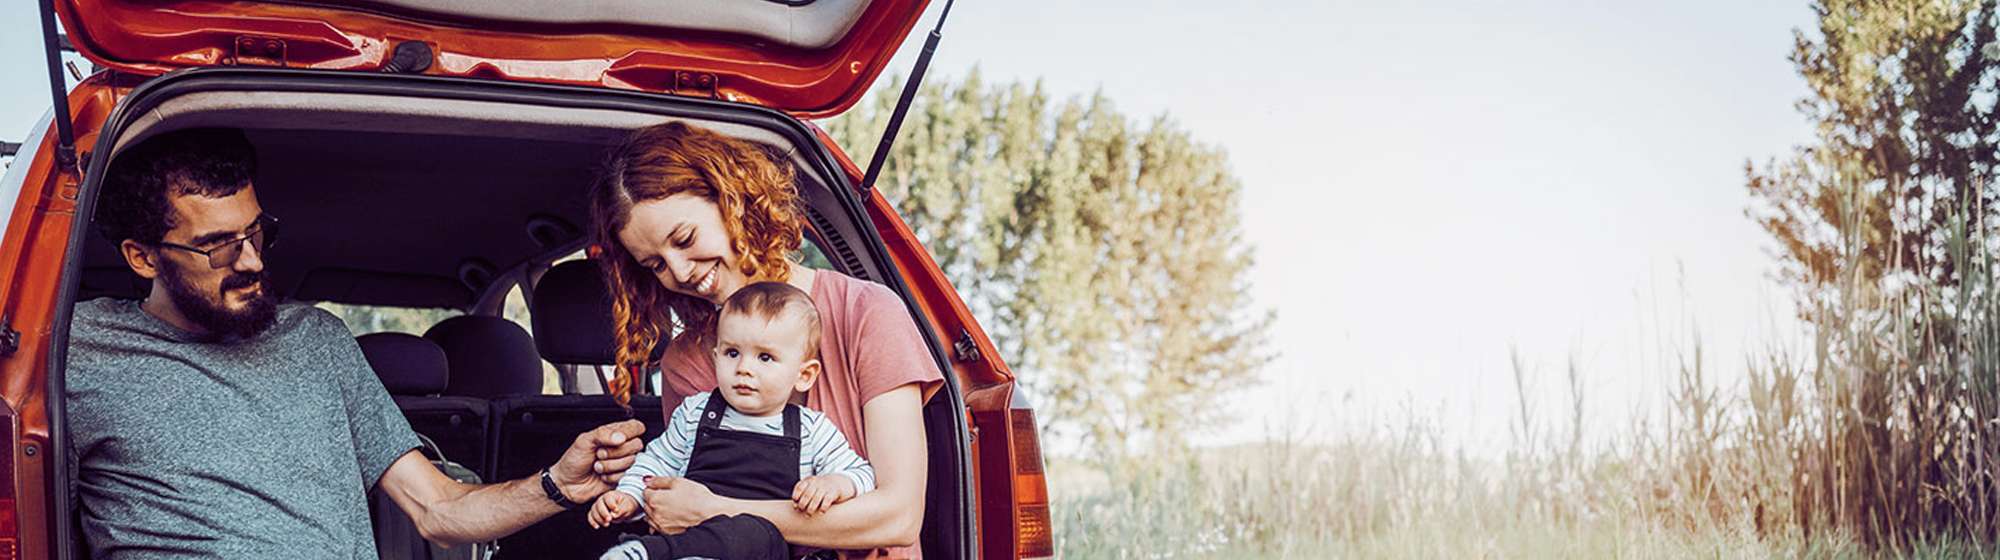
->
[[46, 67, 974, 559]]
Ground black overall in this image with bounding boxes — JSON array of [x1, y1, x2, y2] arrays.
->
[[616, 390, 802, 560]]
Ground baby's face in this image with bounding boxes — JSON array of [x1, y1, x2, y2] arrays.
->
[[711, 311, 816, 416]]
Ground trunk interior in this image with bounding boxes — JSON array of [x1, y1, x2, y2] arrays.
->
[[54, 69, 971, 559]]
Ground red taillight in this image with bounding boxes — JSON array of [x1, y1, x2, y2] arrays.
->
[[1009, 412, 1052, 558], [976, 403, 1053, 559]]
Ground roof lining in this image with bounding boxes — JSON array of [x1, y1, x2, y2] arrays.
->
[[89, 88, 877, 309]]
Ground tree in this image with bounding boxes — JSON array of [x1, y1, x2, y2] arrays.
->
[[1749, 0, 1997, 314], [1745, 0, 2000, 547], [825, 73, 1273, 459]]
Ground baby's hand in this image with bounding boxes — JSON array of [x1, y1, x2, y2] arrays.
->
[[589, 491, 639, 529], [791, 474, 858, 516]]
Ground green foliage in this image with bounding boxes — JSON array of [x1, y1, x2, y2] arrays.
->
[[316, 301, 461, 335], [823, 72, 1273, 459], [1748, 0, 1998, 307]]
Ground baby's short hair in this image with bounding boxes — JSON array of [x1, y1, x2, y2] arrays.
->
[[719, 281, 821, 358]]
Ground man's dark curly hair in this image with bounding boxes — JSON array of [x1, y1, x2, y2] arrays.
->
[[97, 127, 257, 244]]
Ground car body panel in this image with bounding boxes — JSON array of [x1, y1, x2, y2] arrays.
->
[[0, 73, 131, 559], [51, 0, 930, 118]]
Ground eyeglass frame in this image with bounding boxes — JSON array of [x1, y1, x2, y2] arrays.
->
[[153, 215, 280, 269]]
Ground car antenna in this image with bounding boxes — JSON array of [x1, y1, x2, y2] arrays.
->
[[37, 0, 79, 170], [859, 0, 957, 192]]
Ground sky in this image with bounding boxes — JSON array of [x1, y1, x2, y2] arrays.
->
[[0, 1, 1819, 454]]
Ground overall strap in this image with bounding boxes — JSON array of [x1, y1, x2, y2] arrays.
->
[[699, 390, 729, 430], [782, 404, 802, 440]]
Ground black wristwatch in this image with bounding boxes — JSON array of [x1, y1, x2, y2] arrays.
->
[[540, 469, 584, 510]]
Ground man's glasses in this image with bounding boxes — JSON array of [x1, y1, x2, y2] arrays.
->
[[155, 215, 280, 269]]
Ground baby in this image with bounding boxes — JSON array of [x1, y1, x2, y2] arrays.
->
[[593, 281, 872, 559]]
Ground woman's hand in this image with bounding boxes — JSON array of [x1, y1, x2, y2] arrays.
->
[[641, 476, 721, 535]]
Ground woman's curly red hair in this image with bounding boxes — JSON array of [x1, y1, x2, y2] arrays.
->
[[588, 121, 804, 405]]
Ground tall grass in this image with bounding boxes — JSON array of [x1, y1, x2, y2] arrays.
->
[[1049, 275, 2000, 558], [1726, 202, 2000, 551], [1048, 337, 1996, 558]]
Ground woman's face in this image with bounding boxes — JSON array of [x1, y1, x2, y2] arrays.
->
[[617, 193, 752, 306]]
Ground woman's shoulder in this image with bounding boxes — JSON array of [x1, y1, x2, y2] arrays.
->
[[810, 269, 908, 317], [807, 267, 944, 403]]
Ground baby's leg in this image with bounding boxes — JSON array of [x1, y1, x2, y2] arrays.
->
[[597, 514, 787, 560]]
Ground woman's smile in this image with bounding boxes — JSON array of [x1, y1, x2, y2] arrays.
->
[[694, 266, 717, 297], [618, 193, 749, 304]]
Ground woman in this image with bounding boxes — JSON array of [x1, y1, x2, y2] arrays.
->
[[588, 121, 943, 557]]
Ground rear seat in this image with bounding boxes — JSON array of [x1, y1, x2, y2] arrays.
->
[[486, 260, 667, 558], [422, 315, 546, 400], [356, 332, 491, 475], [355, 332, 488, 560]]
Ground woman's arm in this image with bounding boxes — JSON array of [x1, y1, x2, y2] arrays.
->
[[644, 384, 928, 548]]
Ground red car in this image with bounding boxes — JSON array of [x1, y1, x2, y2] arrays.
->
[[0, 0, 1050, 558]]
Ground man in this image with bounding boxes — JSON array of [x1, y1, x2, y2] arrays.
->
[[65, 127, 642, 557]]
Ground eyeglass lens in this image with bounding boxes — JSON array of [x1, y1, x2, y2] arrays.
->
[[202, 221, 277, 269]]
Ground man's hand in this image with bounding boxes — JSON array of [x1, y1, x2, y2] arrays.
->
[[642, 476, 721, 535], [589, 491, 640, 529], [551, 420, 646, 504], [791, 475, 858, 516]]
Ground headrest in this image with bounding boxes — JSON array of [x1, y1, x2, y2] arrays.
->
[[356, 332, 449, 396], [531, 260, 617, 365], [422, 315, 545, 398]]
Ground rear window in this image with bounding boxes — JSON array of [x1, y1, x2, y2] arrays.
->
[[316, 302, 461, 335]]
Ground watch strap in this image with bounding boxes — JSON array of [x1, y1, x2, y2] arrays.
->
[[540, 469, 584, 510]]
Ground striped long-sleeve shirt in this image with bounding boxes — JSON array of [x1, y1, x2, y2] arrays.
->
[[616, 394, 875, 511]]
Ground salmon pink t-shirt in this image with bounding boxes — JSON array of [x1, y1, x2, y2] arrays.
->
[[659, 269, 944, 558]]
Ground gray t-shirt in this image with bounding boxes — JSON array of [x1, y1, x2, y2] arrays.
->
[[65, 298, 419, 559]]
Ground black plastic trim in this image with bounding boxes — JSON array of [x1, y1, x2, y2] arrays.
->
[[38, 0, 78, 169], [46, 66, 976, 559]]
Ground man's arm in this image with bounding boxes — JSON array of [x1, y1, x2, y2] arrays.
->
[[380, 420, 645, 546]]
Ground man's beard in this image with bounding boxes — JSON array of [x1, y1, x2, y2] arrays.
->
[[158, 258, 277, 342]]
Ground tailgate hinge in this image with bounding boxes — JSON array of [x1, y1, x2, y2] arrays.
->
[[952, 329, 981, 364], [0, 315, 17, 358], [231, 36, 288, 67], [672, 71, 720, 99]]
